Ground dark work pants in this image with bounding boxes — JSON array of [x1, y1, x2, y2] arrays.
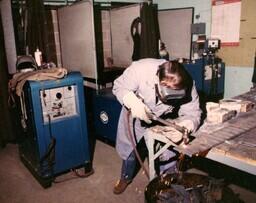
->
[[121, 150, 136, 181], [120, 148, 177, 181]]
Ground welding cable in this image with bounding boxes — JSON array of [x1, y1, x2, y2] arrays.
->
[[126, 111, 150, 179], [130, 17, 141, 61], [53, 168, 95, 183], [19, 91, 28, 130], [40, 114, 56, 180], [53, 168, 94, 183], [53, 171, 79, 183], [71, 168, 94, 178], [7, 81, 16, 108]]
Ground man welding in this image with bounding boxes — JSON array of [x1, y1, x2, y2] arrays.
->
[[112, 58, 202, 194]]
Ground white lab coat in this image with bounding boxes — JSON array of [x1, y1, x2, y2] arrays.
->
[[112, 58, 202, 160]]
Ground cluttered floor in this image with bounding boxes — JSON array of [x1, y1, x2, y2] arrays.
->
[[0, 140, 256, 203]]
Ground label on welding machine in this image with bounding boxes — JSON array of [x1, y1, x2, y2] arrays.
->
[[100, 111, 109, 124], [40, 85, 77, 123]]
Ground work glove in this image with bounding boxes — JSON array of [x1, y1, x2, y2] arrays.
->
[[176, 119, 194, 132], [122, 92, 152, 124]]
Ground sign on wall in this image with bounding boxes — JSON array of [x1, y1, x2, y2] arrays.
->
[[217, 0, 256, 67], [211, 0, 241, 46]]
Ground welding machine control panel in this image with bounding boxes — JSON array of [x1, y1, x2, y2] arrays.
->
[[40, 85, 77, 123]]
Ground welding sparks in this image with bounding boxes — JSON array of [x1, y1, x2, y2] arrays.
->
[[180, 143, 188, 148]]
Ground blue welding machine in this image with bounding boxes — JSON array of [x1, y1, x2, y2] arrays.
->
[[184, 58, 225, 98], [18, 72, 92, 187], [92, 88, 122, 143]]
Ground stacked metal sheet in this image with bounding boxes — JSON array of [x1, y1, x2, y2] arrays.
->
[[174, 110, 256, 157]]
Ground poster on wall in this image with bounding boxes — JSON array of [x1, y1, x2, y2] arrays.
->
[[211, 0, 241, 46]]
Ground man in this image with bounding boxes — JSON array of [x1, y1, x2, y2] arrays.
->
[[112, 58, 202, 194]]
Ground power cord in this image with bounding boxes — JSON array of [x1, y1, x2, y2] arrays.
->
[[126, 111, 149, 179]]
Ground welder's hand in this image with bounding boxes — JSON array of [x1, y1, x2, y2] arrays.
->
[[123, 92, 152, 124], [176, 119, 194, 132]]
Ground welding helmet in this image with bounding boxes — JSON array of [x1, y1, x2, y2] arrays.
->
[[156, 61, 190, 104], [156, 84, 186, 102], [16, 55, 38, 73]]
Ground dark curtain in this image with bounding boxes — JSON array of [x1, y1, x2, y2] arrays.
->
[[12, 1, 26, 55], [139, 3, 160, 59], [25, 0, 49, 61], [0, 13, 15, 148], [131, 17, 141, 61], [44, 9, 57, 65], [12, 1, 57, 64]]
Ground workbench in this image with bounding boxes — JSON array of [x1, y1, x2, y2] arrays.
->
[[147, 89, 256, 180]]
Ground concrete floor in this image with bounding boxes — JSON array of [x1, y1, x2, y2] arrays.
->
[[0, 140, 256, 203]]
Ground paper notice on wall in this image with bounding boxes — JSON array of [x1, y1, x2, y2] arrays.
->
[[211, 0, 241, 46]]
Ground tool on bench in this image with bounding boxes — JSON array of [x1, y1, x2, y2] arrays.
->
[[147, 111, 190, 145], [136, 93, 190, 144]]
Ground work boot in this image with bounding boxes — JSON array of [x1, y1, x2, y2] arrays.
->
[[113, 179, 132, 194]]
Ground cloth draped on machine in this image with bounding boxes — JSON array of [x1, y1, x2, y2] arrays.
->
[[8, 68, 68, 130], [9, 68, 68, 97]]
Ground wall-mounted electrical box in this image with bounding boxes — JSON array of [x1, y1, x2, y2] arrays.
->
[[184, 58, 225, 100]]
